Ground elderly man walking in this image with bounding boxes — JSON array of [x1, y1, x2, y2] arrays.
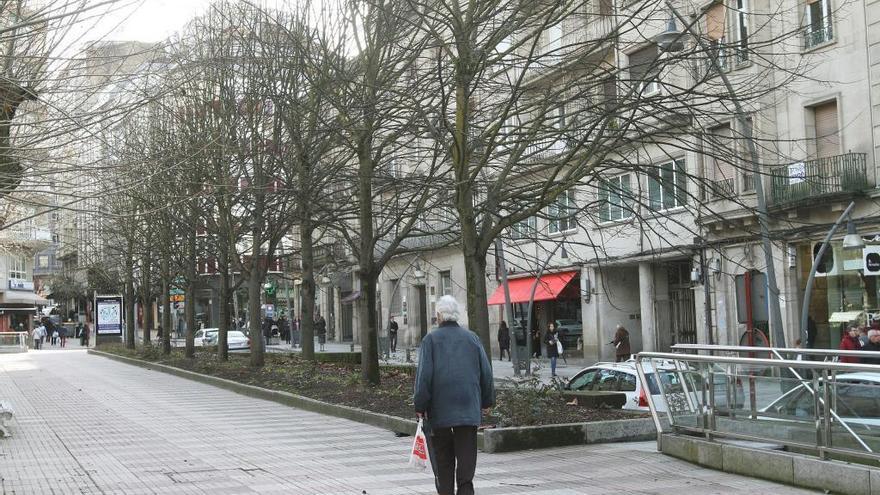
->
[[414, 295, 494, 495]]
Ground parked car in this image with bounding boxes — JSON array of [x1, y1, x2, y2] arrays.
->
[[193, 328, 219, 347], [565, 361, 687, 412], [205, 330, 250, 352], [566, 360, 744, 413], [554, 319, 582, 349], [759, 372, 880, 427]]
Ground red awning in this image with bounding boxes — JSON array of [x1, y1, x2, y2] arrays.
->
[[487, 271, 578, 305]]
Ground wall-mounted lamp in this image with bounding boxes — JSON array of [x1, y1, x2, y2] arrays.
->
[[412, 262, 425, 279]]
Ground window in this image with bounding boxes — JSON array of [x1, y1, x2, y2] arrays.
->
[[813, 101, 839, 158], [511, 216, 537, 240], [389, 279, 402, 314], [648, 159, 688, 211], [549, 189, 577, 233], [705, 124, 736, 198], [8, 256, 26, 279], [439, 271, 452, 296], [598, 174, 634, 222], [551, 104, 566, 153], [704, 3, 728, 73], [804, 0, 833, 48], [733, 0, 749, 62], [37, 255, 49, 269], [543, 23, 563, 63], [628, 45, 660, 96], [569, 368, 599, 390]]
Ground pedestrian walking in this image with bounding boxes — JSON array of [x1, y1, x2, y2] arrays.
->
[[610, 324, 631, 362], [315, 314, 327, 351], [32, 324, 45, 349], [292, 317, 301, 348], [81, 322, 90, 347], [545, 322, 561, 377], [839, 324, 863, 363], [860, 329, 880, 364], [414, 295, 494, 495], [58, 325, 68, 348], [51, 328, 58, 346], [388, 316, 398, 353], [497, 321, 510, 361]]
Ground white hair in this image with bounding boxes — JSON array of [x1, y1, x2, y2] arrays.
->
[[436, 295, 460, 322]]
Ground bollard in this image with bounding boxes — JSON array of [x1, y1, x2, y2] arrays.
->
[[406, 348, 412, 363]]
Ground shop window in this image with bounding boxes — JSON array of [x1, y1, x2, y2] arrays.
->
[[648, 159, 688, 211]]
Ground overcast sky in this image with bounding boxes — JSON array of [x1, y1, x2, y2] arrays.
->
[[101, 0, 215, 42]]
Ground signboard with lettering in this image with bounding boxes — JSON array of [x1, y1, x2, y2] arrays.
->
[[95, 295, 123, 335], [864, 245, 880, 276], [788, 162, 806, 185], [7, 278, 34, 291]]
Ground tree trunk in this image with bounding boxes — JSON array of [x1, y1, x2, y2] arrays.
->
[[161, 254, 172, 355], [141, 249, 153, 347], [124, 255, 136, 349], [218, 251, 230, 361], [299, 220, 316, 361], [461, 225, 492, 357], [248, 267, 264, 367], [359, 268, 380, 385]]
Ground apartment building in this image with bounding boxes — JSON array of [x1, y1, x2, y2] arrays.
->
[[372, 0, 880, 362]]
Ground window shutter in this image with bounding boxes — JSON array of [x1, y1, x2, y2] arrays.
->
[[814, 101, 839, 158], [628, 45, 659, 84], [706, 3, 726, 41], [709, 124, 735, 179]]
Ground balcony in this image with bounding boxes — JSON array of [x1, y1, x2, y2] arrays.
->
[[804, 24, 833, 49], [769, 152, 868, 207], [705, 178, 735, 200]]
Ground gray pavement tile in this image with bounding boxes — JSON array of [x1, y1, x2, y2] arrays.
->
[[0, 350, 821, 494]]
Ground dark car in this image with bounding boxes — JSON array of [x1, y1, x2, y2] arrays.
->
[[555, 319, 582, 349]]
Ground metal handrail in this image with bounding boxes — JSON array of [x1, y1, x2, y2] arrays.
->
[[0, 332, 29, 353], [636, 350, 880, 461], [671, 343, 880, 359]]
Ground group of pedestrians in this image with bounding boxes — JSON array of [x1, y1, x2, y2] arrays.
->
[[838, 323, 880, 364], [259, 314, 327, 351], [29, 318, 87, 350]]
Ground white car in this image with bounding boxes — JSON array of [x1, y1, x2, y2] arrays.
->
[[193, 328, 219, 347], [760, 372, 880, 427], [565, 361, 691, 413], [205, 330, 250, 352]]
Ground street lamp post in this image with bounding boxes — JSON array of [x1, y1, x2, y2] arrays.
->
[[655, 5, 786, 347]]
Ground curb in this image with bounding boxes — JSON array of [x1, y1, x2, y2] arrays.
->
[[89, 350, 660, 453]]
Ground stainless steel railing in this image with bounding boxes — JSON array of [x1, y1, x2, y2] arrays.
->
[[635, 348, 880, 465], [0, 332, 29, 353]]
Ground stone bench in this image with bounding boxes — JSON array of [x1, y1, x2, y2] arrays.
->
[[0, 400, 13, 437], [561, 390, 627, 409]]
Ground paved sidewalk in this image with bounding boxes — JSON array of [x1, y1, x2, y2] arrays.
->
[[0, 351, 817, 494]]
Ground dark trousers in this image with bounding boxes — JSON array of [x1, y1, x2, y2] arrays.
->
[[428, 425, 477, 495], [499, 346, 509, 361], [389, 332, 397, 352]]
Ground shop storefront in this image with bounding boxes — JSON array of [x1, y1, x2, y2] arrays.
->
[[797, 240, 877, 349]]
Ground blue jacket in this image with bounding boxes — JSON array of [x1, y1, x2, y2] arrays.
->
[[413, 321, 495, 429]]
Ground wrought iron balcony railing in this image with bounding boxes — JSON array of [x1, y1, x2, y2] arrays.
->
[[769, 152, 868, 206]]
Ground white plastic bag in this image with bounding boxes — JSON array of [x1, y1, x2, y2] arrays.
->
[[408, 418, 431, 470], [556, 340, 564, 356]]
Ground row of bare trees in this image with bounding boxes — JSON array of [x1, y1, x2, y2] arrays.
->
[[88, 0, 817, 384]]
